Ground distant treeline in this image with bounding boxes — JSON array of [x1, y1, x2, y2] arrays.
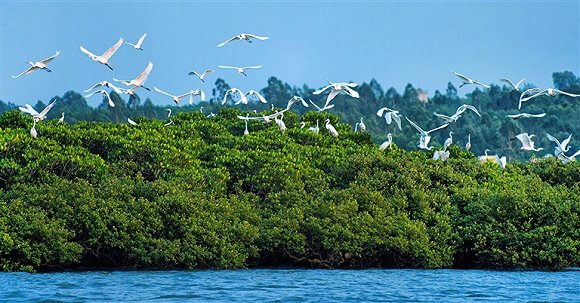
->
[[0, 107, 578, 271]]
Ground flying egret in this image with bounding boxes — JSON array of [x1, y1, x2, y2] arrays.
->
[[308, 99, 335, 112], [519, 87, 580, 109], [84, 80, 123, 94], [557, 149, 580, 164], [325, 119, 339, 137], [308, 120, 320, 134], [314, 81, 359, 108], [245, 90, 268, 103], [218, 65, 262, 76], [125, 33, 147, 50], [379, 134, 393, 150], [30, 119, 37, 139], [453, 72, 490, 88], [507, 113, 546, 119], [443, 131, 453, 151], [80, 38, 124, 70], [376, 107, 402, 130], [188, 69, 214, 82], [18, 100, 57, 122], [465, 134, 471, 151], [189, 89, 206, 104], [113, 62, 153, 92], [500, 78, 526, 91], [546, 133, 572, 156], [222, 88, 248, 105], [511, 133, 543, 151], [154, 87, 195, 106], [12, 51, 60, 78], [237, 108, 289, 124], [58, 112, 65, 123], [85, 89, 115, 107], [287, 96, 309, 109], [217, 33, 269, 47], [405, 117, 450, 150], [434, 104, 481, 123]]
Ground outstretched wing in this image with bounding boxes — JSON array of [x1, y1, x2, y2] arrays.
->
[[218, 65, 239, 70], [40, 51, 60, 65], [79, 46, 97, 59], [376, 107, 388, 117], [135, 33, 147, 48], [405, 117, 426, 135], [101, 38, 124, 60], [217, 36, 239, 47], [12, 66, 36, 78], [154, 87, 176, 98], [553, 89, 580, 98], [426, 122, 451, 134], [243, 65, 263, 69], [128, 118, 138, 125], [500, 78, 516, 89], [457, 104, 481, 117], [343, 86, 359, 98], [473, 80, 490, 88], [19, 104, 40, 116], [392, 113, 402, 131], [453, 72, 471, 83], [134, 62, 153, 83], [313, 85, 332, 95], [246, 34, 269, 40], [38, 100, 57, 118]]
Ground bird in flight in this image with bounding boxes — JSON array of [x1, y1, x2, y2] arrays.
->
[[188, 69, 214, 82], [453, 72, 490, 88], [114, 62, 154, 92], [125, 33, 147, 50], [19, 100, 57, 122], [376, 107, 402, 131], [511, 133, 543, 151], [507, 112, 546, 119], [80, 38, 124, 70], [85, 89, 116, 107], [313, 81, 359, 108], [218, 65, 262, 76], [500, 77, 526, 91], [434, 104, 481, 124], [217, 33, 269, 47], [406, 117, 450, 150], [12, 51, 60, 78]]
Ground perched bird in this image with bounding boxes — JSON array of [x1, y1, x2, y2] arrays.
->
[[19, 100, 57, 122], [12, 51, 60, 78], [58, 112, 65, 123], [379, 134, 393, 150], [405, 117, 450, 150], [432, 150, 450, 161], [325, 119, 339, 137], [84, 80, 124, 94], [188, 69, 214, 82], [124, 33, 147, 50], [453, 72, 490, 88], [519, 87, 580, 109], [511, 133, 543, 151], [443, 131, 453, 151], [287, 96, 309, 109], [30, 119, 37, 139], [85, 89, 115, 107], [80, 38, 124, 70], [313, 81, 359, 107], [358, 118, 366, 132], [376, 107, 402, 130], [500, 78, 526, 91], [245, 90, 268, 103], [217, 33, 269, 47], [507, 113, 546, 119], [308, 99, 335, 112], [434, 104, 481, 123], [546, 133, 572, 156], [275, 113, 286, 133], [113, 62, 154, 92], [243, 116, 250, 136], [465, 134, 471, 151], [222, 88, 248, 105], [218, 65, 262, 76], [308, 120, 320, 134]]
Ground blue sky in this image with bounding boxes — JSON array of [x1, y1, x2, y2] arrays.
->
[[1, 1, 579, 106]]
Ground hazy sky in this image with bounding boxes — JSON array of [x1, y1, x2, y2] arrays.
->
[[1, 1, 579, 106]]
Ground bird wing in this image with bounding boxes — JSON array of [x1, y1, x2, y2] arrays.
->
[[134, 62, 153, 83], [309, 99, 323, 111], [500, 78, 516, 89], [325, 89, 341, 107], [79, 46, 96, 59], [128, 118, 138, 125], [514, 78, 526, 89], [343, 86, 360, 98], [105, 91, 115, 107], [218, 65, 239, 70], [426, 122, 451, 134], [38, 100, 57, 118], [299, 97, 309, 107], [198, 89, 206, 101], [222, 89, 231, 105], [453, 72, 471, 83], [474, 80, 490, 88], [154, 87, 176, 98], [507, 113, 524, 119], [247, 90, 267, 103], [433, 112, 453, 122], [405, 117, 426, 135], [561, 134, 573, 151], [246, 34, 269, 40], [313, 85, 332, 95], [84, 82, 104, 92], [243, 65, 263, 69], [343, 82, 358, 87], [19, 104, 40, 116], [217, 36, 239, 47], [553, 89, 580, 98], [40, 51, 60, 64], [188, 70, 200, 77], [546, 133, 561, 146], [376, 107, 388, 117], [176, 91, 194, 99], [384, 112, 393, 124], [12, 66, 36, 78], [202, 69, 215, 76], [392, 113, 402, 130], [135, 33, 147, 48], [457, 104, 481, 117], [101, 38, 124, 60], [530, 113, 546, 118], [84, 90, 100, 98]]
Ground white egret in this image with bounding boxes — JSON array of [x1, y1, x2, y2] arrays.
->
[[518, 88, 544, 109], [80, 38, 123, 70], [500, 78, 526, 91], [314, 81, 359, 107], [275, 113, 286, 133], [546, 133, 572, 156], [218, 65, 262, 76], [222, 88, 248, 105], [557, 149, 580, 164], [325, 119, 339, 137], [85, 89, 115, 107], [405, 117, 450, 150], [511, 133, 543, 151], [453, 72, 490, 88], [84, 80, 123, 94], [358, 118, 366, 132], [12, 51, 60, 78], [379, 134, 393, 150], [434, 104, 481, 123], [18, 100, 57, 122], [300, 122, 306, 129], [30, 119, 37, 139], [507, 112, 546, 119], [443, 131, 453, 151], [237, 108, 289, 124], [376, 107, 402, 131], [245, 90, 268, 103], [308, 99, 335, 112], [154, 87, 195, 106], [188, 69, 214, 82], [433, 150, 450, 161], [217, 33, 269, 47], [519, 87, 580, 109], [465, 134, 471, 151], [308, 120, 320, 134], [124, 33, 147, 50], [244, 118, 250, 136], [113, 62, 153, 92], [189, 89, 206, 104], [287, 96, 309, 109], [58, 112, 65, 123]]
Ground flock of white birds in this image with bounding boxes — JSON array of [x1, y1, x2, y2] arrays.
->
[[11, 32, 580, 166]]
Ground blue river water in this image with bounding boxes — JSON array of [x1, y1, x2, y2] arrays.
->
[[0, 269, 578, 302]]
